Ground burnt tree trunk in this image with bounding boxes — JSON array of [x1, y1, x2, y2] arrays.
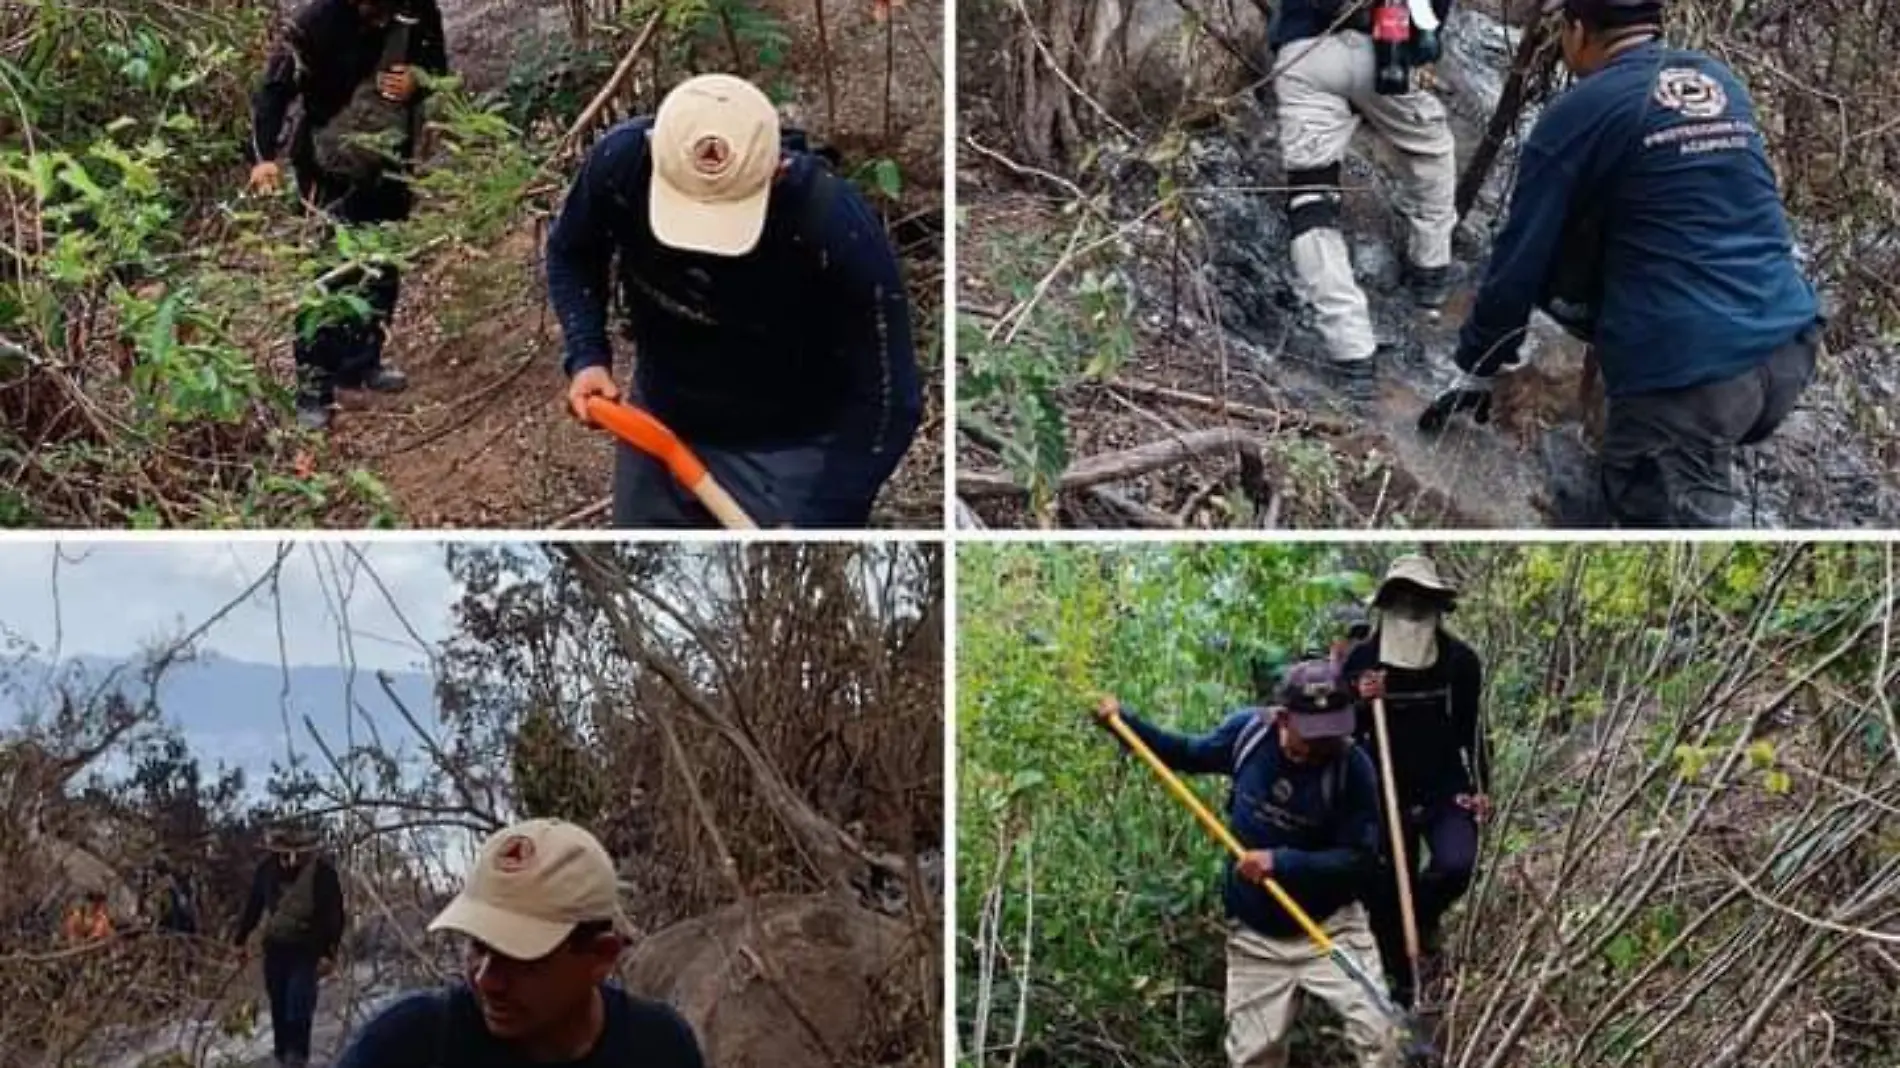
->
[[1455, 15, 1561, 220], [1005, 0, 1092, 170]]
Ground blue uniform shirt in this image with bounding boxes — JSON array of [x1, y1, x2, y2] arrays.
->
[[1456, 41, 1819, 396], [1120, 708, 1381, 939]]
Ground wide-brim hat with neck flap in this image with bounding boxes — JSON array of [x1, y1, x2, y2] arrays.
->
[[1372, 554, 1458, 610]]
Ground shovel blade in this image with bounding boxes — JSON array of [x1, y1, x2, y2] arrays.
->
[[1327, 946, 1441, 1065]]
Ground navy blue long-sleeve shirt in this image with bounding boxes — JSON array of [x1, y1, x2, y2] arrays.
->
[[335, 983, 703, 1068], [250, 0, 448, 168], [1455, 41, 1819, 395], [545, 120, 921, 449], [1119, 708, 1380, 938]]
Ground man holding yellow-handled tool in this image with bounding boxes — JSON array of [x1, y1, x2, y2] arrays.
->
[[1094, 659, 1428, 1068]]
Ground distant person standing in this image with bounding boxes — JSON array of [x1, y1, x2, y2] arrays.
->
[[234, 826, 346, 1068], [62, 891, 112, 943], [333, 818, 703, 1067], [247, 0, 450, 431], [145, 858, 199, 935]]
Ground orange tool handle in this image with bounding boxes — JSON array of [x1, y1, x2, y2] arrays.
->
[[584, 397, 759, 529]]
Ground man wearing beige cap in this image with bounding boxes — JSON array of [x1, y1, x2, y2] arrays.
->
[[546, 72, 922, 528], [1340, 554, 1490, 1010], [334, 819, 702, 1066]]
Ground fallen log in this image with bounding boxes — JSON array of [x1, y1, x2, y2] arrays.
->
[[1084, 485, 1186, 528], [958, 426, 1259, 498], [1105, 378, 1354, 436]]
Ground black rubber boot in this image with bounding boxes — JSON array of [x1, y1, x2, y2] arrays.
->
[[1326, 351, 1378, 403]]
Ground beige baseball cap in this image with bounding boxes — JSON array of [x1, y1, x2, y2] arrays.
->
[[428, 819, 630, 961], [648, 73, 782, 256]]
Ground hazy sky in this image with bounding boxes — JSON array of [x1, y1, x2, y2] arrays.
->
[[0, 541, 459, 671]]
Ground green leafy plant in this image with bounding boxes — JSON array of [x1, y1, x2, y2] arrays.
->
[[115, 283, 267, 426], [854, 156, 904, 203]]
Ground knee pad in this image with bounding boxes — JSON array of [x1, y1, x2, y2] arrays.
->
[[1286, 163, 1343, 240]]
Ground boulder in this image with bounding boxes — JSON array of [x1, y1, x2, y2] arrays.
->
[[1082, 0, 1267, 109], [624, 893, 928, 1068]]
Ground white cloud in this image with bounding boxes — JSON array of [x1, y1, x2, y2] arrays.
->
[[0, 541, 460, 671]]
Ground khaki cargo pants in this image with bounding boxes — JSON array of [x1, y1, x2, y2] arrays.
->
[[1225, 903, 1399, 1068], [1275, 32, 1456, 363]]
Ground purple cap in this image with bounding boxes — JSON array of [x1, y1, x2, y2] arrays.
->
[[1279, 659, 1356, 739]]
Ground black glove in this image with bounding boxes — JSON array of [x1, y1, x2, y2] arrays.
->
[[1417, 372, 1495, 433]]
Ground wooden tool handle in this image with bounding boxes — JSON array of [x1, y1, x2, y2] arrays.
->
[[585, 397, 758, 529], [687, 473, 759, 530], [1371, 697, 1423, 970]]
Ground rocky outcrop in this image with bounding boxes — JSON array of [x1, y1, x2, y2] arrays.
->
[[624, 893, 929, 1068], [1081, 0, 1268, 109]]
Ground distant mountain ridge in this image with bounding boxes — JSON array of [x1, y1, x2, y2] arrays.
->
[[0, 652, 439, 786]]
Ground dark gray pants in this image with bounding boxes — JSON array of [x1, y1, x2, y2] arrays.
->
[[293, 166, 411, 408], [1600, 324, 1820, 528], [262, 942, 320, 1065], [1367, 799, 1478, 1007], [611, 419, 918, 529]]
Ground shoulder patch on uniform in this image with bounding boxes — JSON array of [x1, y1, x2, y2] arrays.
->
[[1654, 67, 1728, 119]]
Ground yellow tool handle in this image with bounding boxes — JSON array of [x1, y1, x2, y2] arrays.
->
[[1102, 712, 1338, 953]]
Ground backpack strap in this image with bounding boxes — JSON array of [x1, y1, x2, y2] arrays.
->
[[1226, 710, 1272, 817], [1231, 709, 1273, 775], [1323, 751, 1347, 822], [796, 161, 841, 264]]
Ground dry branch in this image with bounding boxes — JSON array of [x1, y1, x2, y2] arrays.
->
[[958, 426, 1261, 498]]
